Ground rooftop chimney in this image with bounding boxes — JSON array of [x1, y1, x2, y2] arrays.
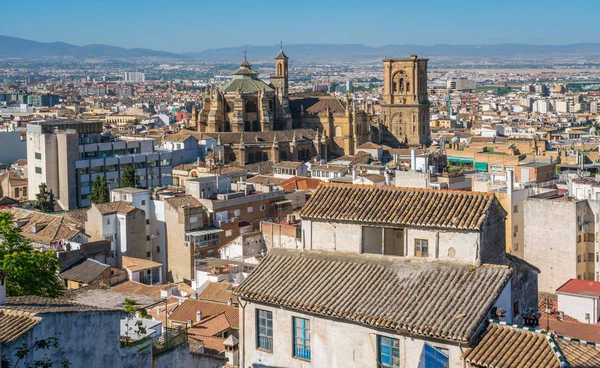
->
[[410, 150, 417, 171], [507, 170, 514, 195], [196, 310, 202, 322]]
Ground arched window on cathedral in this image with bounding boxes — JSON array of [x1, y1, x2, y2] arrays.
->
[[398, 78, 404, 92], [224, 122, 231, 132], [245, 101, 257, 113], [263, 152, 269, 162], [244, 121, 251, 132], [248, 152, 255, 163], [406, 82, 410, 92], [252, 121, 261, 132], [277, 64, 283, 76]]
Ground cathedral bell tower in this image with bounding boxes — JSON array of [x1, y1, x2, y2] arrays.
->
[[380, 54, 430, 146], [270, 42, 292, 129]]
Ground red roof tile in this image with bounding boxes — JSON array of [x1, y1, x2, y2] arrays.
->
[[557, 279, 600, 298]]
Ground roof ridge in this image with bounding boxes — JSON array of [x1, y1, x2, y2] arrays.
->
[[319, 182, 495, 196]]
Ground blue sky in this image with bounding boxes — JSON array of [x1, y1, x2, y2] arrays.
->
[[1, 0, 598, 52]]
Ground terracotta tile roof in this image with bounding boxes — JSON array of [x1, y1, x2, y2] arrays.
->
[[557, 339, 600, 367], [188, 313, 233, 337], [58, 258, 110, 284], [357, 142, 383, 149], [112, 281, 163, 299], [191, 335, 226, 355], [197, 282, 234, 302], [234, 249, 512, 343], [273, 161, 304, 169], [164, 133, 196, 142], [3, 296, 112, 314], [463, 323, 561, 368], [557, 279, 600, 298], [168, 299, 239, 329], [122, 256, 162, 272], [280, 176, 322, 192], [244, 175, 286, 186], [164, 195, 204, 209], [299, 184, 500, 231], [464, 322, 600, 368], [62, 209, 88, 228], [549, 320, 600, 344], [92, 201, 137, 215], [7, 208, 82, 246], [289, 95, 346, 115], [173, 163, 197, 171], [0, 310, 41, 343]]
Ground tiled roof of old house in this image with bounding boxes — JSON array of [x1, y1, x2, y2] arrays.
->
[[463, 321, 600, 368], [299, 183, 501, 231], [234, 249, 512, 343], [0, 311, 41, 343], [197, 282, 234, 303], [7, 208, 82, 246], [164, 195, 204, 209], [93, 201, 137, 215], [168, 299, 239, 329], [58, 258, 110, 284], [122, 256, 162, 272]]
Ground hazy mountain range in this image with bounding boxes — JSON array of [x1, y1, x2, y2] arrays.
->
[[3, 35, 600, 63]]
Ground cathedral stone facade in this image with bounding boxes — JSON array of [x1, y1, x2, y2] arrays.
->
[[380, 55, 430, 146], [190, 48, 371, 159], [190, 50, 430, 164]]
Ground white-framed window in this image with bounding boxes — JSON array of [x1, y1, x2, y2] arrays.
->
[[234, 209, 241, 217], [225, 229, 234, 237], [260, 204, 266, 211], [248, 206, 254, 214]]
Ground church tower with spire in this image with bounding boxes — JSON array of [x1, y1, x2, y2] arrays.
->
[[270, 42, 292, 130]]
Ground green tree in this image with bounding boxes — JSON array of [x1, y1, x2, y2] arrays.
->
[[119, 166, 140, 189], [89, 175, 109, 204], [33, 183, 55, 213], [123, 298, 148, 345], [0, 213, 63, 298], [2, 251, 63, 298]]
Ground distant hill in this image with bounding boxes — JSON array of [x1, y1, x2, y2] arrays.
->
[[0, 35, 181, 59], [3, 35, 600, 63], [185, 43, 600, 63]]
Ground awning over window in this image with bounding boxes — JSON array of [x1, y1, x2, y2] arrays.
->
[[447, 156, 474, 164], [474, 162, 489, 171]]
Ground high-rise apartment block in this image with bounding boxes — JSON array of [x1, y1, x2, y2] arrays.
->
[[27, 121, 172, 209], [123, 71, 145, 83]]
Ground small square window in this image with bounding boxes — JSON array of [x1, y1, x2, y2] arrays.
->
[[260, 204, 266, 211], [415, 239, 429, 257], [156, 246, 160, 253], [141, 200, 146, 205], [35, 167, 42, 174], [146, 251, 151, 258], [146, 219, 150, 225], [35, 152, 42, 160], [378, 335, 399, 367], [513, 205, 518, 213], [146, 235, 151, 241], [248, 206, 254, 214]]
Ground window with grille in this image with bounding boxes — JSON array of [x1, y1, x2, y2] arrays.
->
[[293, 317, 310, 360], [256, 309, 273, 352]]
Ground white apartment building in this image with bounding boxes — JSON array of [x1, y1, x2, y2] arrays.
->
[[27, 121, 173, 209]]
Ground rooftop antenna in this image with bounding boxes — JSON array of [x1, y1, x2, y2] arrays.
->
[[280, 40, 283, 50], [244, 49, 247, 61]]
